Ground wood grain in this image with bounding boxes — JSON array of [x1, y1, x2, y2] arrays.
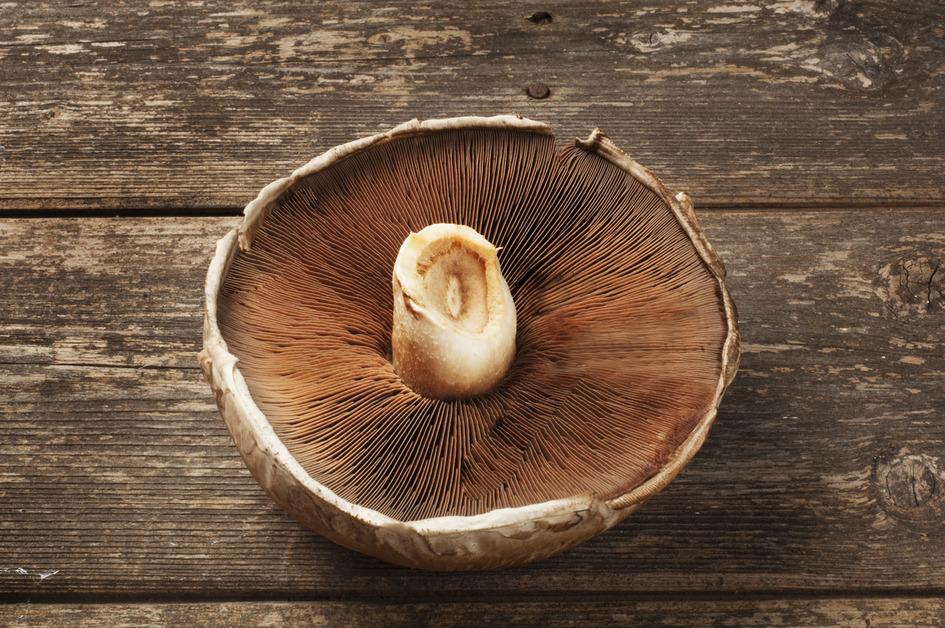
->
[[1, 211, 944, 598], [2, 1, 944, 211], [2, 599, 944, 627]]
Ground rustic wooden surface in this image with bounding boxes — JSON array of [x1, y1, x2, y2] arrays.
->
[[2, 0, 945, 211], [2, 0, 944, 625], [2, 598, 945, 627]]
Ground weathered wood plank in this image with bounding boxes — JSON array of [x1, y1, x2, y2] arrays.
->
[[0, 217, 230, 368], [2, 1, 944, 211], [1, 211, 944, 597], [2, 599, 944, 627]]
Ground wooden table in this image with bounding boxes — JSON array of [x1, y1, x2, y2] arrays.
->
[[2, 2, 944, 625]]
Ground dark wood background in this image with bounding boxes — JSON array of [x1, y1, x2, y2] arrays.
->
[[2, 1, 944, 625]]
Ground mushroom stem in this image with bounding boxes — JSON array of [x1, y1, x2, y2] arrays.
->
[[392, 224, 517, 400]]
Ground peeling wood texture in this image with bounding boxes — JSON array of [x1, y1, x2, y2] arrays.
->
[[2, 599, 945, 627], [2, 1, 945, 211], [1, 211, 944, 600]]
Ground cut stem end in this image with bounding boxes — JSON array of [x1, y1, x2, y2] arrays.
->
[[392, 224, 517, 400]]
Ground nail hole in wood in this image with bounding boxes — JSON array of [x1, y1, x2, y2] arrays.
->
[[526, 82, 551, 99], [526, 11, 553, 25]]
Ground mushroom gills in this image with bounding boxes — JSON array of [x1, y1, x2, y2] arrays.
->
[[214, 125, 733, 523]]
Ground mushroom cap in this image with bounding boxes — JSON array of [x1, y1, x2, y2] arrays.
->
[[199, 115, 740, 570]]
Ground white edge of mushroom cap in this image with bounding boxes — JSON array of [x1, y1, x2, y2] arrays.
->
[[199, 114, 741, 570]]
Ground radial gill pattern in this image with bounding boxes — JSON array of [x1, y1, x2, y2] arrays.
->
[[217, 127, 727, 522]]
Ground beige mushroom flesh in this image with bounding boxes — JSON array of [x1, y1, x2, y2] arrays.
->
[[199, 116, 740, 570], [392, 223, 517, 400]]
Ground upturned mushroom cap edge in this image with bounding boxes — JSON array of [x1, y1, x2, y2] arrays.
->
[[198, 114, 741, 570]]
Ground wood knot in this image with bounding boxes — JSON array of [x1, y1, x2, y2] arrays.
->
[[876, 255, 943, 317], [873, 452, 943, 524], [812, 0, 942, 93]]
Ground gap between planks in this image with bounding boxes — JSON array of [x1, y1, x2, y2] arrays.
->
[[4, 587, 945, 606]]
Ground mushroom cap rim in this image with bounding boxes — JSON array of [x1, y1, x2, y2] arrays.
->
[[200, 114, 741, 559]]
